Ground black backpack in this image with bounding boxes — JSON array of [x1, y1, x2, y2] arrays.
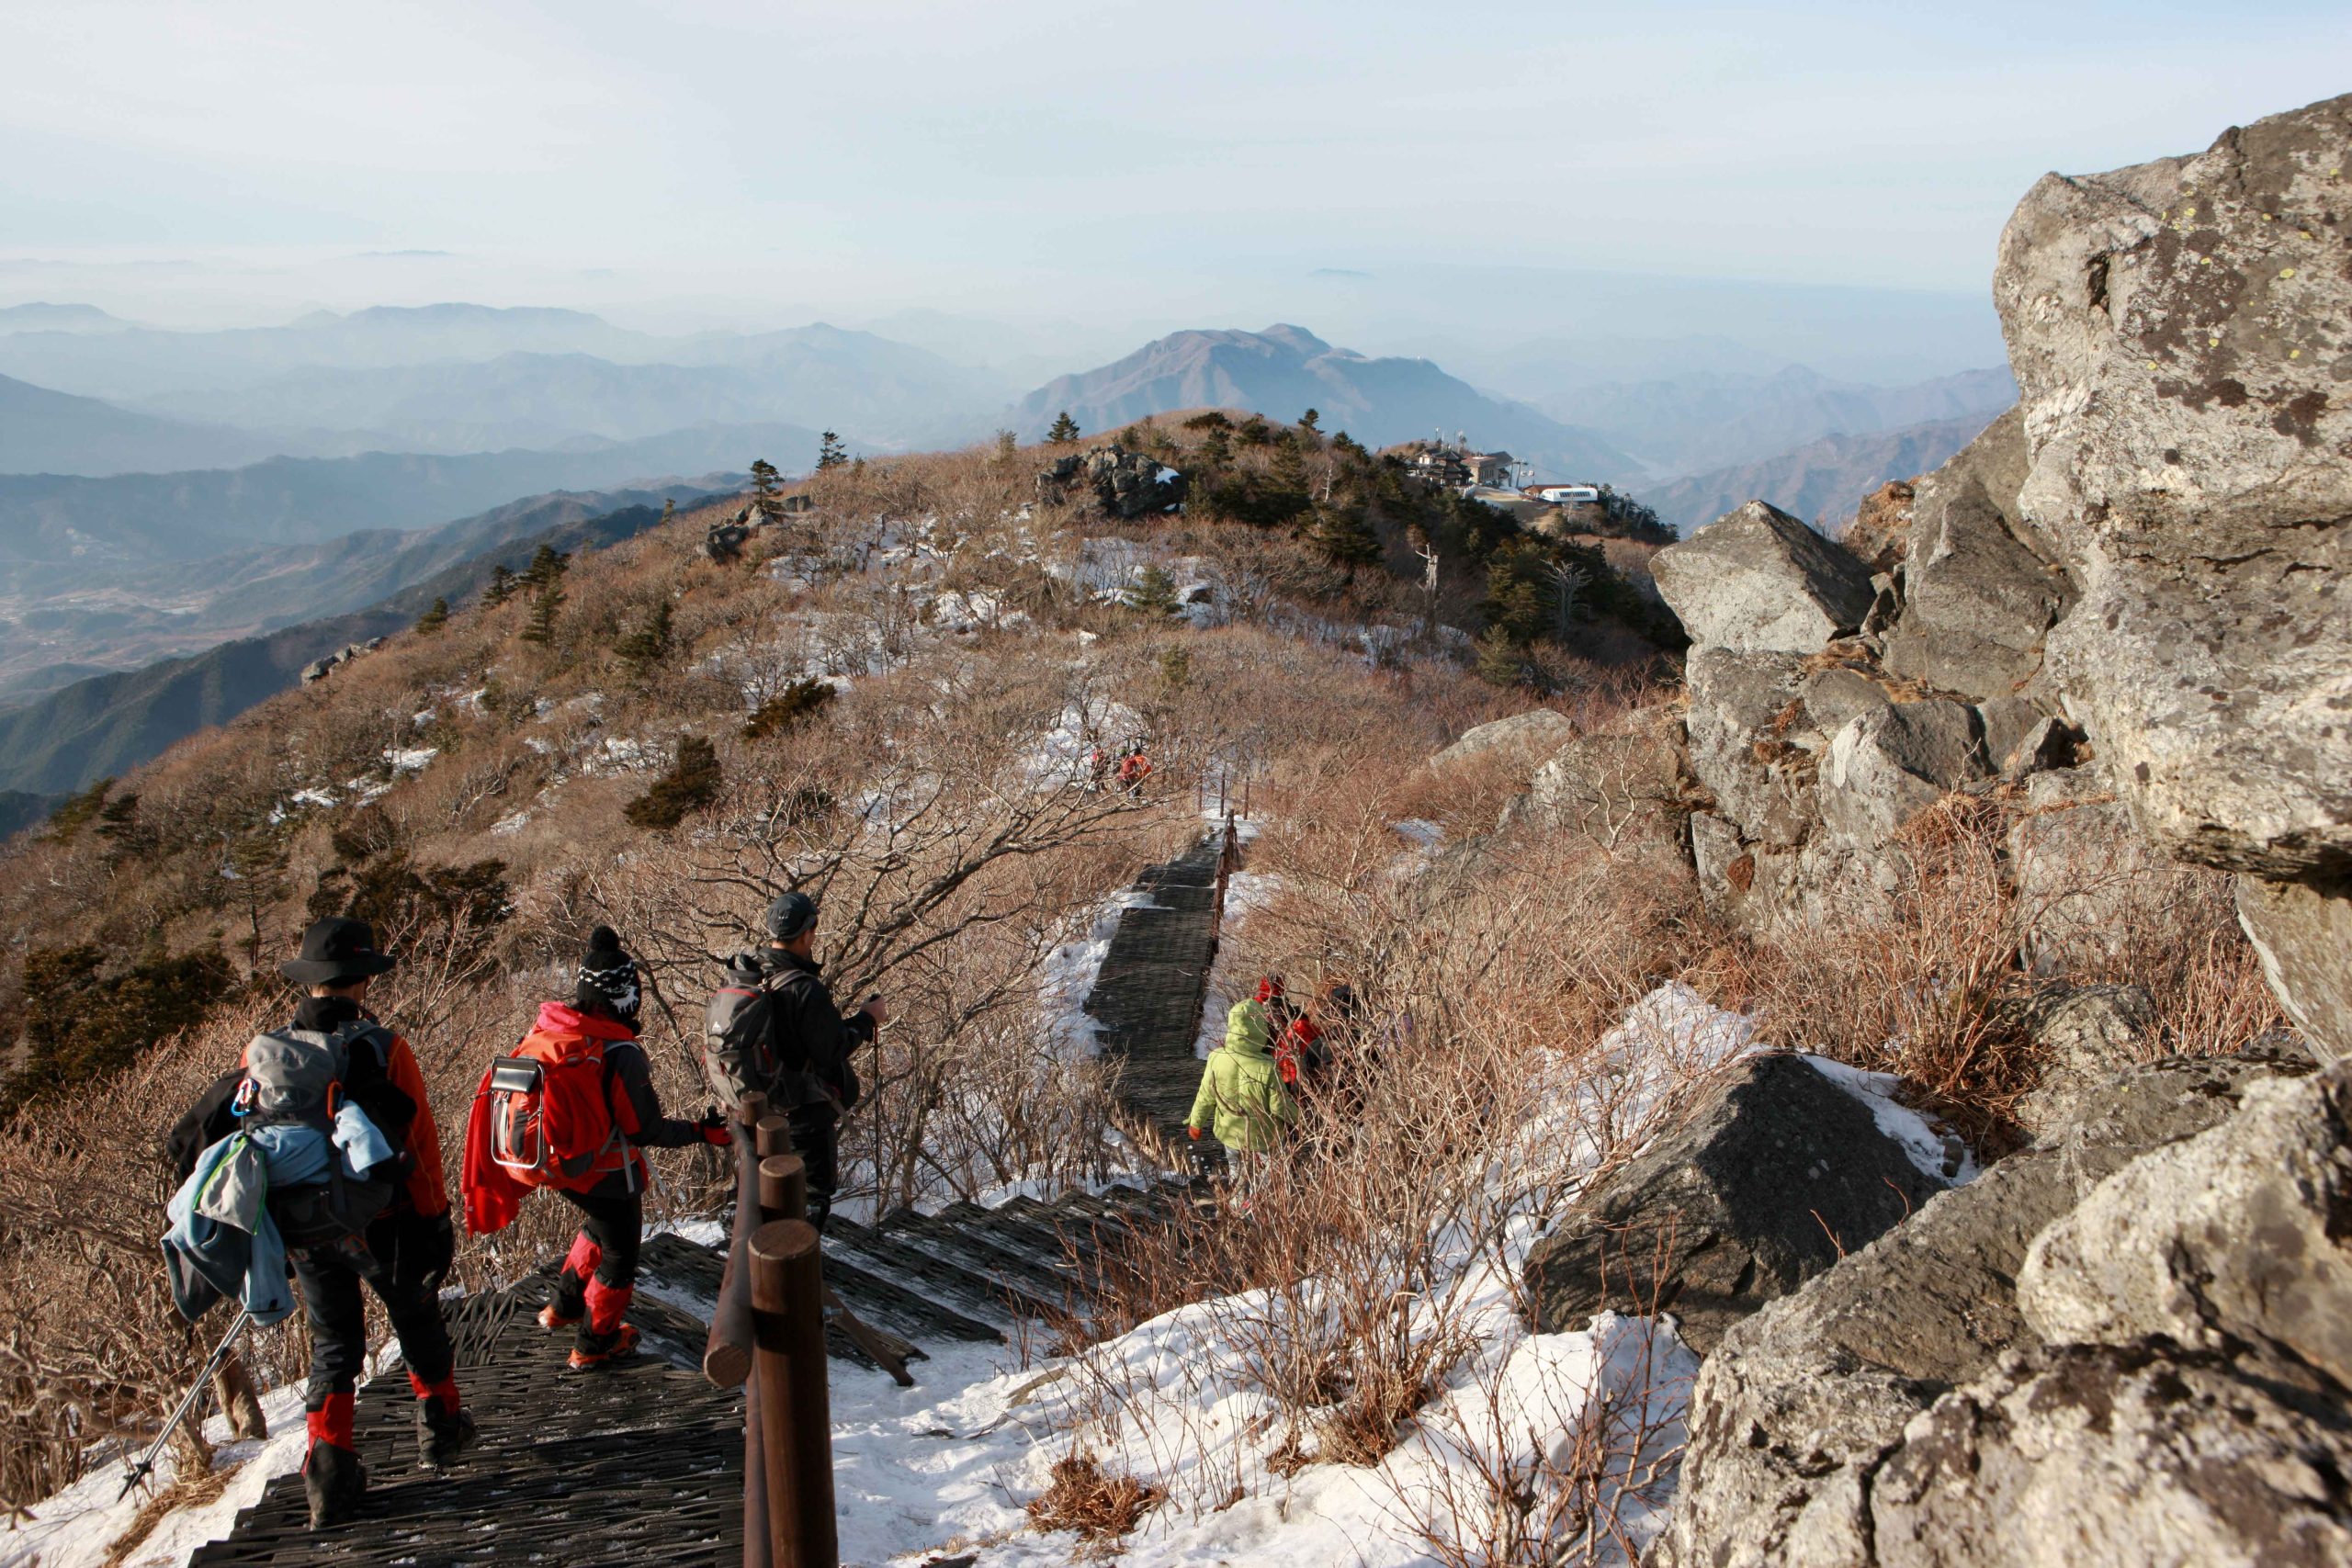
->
[[703, 962, 815, 1106]]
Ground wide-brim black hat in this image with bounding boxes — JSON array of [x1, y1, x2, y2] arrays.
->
[[281, 916, 398, 985]]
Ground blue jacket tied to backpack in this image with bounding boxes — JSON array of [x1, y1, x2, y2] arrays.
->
[[162, 1104, 395, 1324]]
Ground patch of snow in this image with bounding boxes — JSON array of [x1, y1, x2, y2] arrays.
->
[[1392, 818, 1444, 850], [6, 1384, 310, 1568], [1803, 1055, 1980, 1186], [1195, 868, 1281, 1060], [383, 746, 438, 773], [287, 787, 337, 810], [488, 811, 531, 838]]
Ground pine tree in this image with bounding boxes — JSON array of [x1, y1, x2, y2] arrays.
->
[[741, 677, 837, 739], [614, 598, 675, 681], [993, 430, 1019, 466], [816, 432, 848, 471], [1201, 427, 1234, 467], [624, 736, 723, 829], [522, 544, 571, 592], [750, 458, 780, 499], [1476, 627, 1531, 688], [661, 497, 676, 525], [1125, 565, 1183, 617], [413, 597, 449, 634], [1311, 505, 1383, 572], [1047, 411, 1080, 444], [481, 564, 518, 607], [1298, 408, 1320, 433], [519, 580, 565, 646]]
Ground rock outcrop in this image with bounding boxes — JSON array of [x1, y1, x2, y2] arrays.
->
[[1523, 1054, 1946, 1354], [1993, 94, 2352, 1057], [1634, 96, 2352, 1567], [299, 637, 383, 684], [1650, 501, 1876, 653], [1429, 707, 1578, 771], [1654, 1052, 2318, 1567], [1036, 446, 1188, 518]]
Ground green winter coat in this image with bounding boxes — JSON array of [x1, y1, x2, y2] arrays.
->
[[1187, 999, 1296, 1153]]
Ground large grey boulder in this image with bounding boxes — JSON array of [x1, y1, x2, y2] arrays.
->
[[2236, 874, 2352, 1061], [1524, 1054, 1945, 1355], [1682, 647, 1817, 847], [1429, 707, 1577, 771], [2020, 1063, 2352, 1388], [1881, 411, 2069, 704], [2011, 983, 2159, 1136], [1520, 717, 1688, 846], [1865, 1339, 2352, 1567], [1651, 501, 1877, 653], [1654, 1054, 2301, 1568], [1818, 699, 1986, 843], [1994, 95, 2352, 885]]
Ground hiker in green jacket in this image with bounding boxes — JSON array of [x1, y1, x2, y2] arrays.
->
[[1187, 978, 1298, 1157]]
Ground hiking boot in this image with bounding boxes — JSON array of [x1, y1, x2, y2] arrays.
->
[[414, 1395, 477, 1472], [537, 1302, 581, 1331], [567, 1321, 641, 1371], [303, 1441, 367, 1529]]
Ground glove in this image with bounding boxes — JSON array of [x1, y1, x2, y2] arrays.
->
[[413, 1210, 457, 1293], [697, 1108, 734, 1147], [1187, 1125, 1203, 1141]]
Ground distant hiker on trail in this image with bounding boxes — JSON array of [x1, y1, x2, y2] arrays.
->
[[166, 917, 474, 1530], [1187, 976, 1297, 1169], [1116, 742, 1152, 795], [461, 927, 729, 1370], [702, 891, 886, 1232]]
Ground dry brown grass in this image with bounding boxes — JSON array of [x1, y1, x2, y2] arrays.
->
[[1025, 1451, 1167, 1543]]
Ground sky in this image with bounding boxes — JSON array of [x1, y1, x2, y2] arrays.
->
[[1, 1, 2346, 371]]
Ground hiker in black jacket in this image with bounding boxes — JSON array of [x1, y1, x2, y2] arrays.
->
[[533, 928, 731, 1368], [703, 892, 884, 1231]]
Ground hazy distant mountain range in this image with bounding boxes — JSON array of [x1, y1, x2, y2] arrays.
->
[[0, 306, 1005, 459], [0, 494, 706, 800], [1637, 412, 2001, 536], [1010, 325, 1646, 482], [0, 373, 281, 476], [1541, 365, 2015, 479]]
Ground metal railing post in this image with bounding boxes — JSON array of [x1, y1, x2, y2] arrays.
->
[[751, 1219, 835, 1568]]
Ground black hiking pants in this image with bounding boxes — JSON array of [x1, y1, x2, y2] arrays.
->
[[550, 1190, 645, 1304], [291, 1211, 456, 1406], [786, 1102, 839, 1230]]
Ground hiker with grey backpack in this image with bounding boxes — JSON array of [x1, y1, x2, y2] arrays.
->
[[165, 917, 476, 1530], [702, 892, 886, 1232]]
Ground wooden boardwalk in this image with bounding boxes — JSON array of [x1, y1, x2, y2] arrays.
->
[[1080, 830, 1234, 1134], [186, 837, 1237, 1564]]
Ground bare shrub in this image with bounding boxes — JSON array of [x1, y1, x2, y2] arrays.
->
[[1026, 1450, 1167, 1542]]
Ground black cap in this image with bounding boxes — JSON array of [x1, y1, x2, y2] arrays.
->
[[281, 917, 398, 986], [764, 891, 819, 941]]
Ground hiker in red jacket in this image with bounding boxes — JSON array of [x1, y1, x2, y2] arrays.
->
[[465, 928, 729, 1369]]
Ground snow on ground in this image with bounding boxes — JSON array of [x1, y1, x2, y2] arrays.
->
[[4, 1386, 311, 1568]]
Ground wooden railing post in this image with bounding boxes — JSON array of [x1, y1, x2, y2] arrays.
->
[[760, 1155, 808, 1224], [756, 1113, 795, 1159], [752, 1219, 835, 1568]]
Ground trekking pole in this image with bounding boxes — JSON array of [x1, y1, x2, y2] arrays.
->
[[118, 1308, 254, 1502]]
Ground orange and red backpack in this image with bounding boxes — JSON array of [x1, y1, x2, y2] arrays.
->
[[462, 1009, 636, 1234]]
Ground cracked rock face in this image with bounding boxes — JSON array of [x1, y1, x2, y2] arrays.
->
[[1651, 501, 1878, 654], [1995, 94, 2352, 886], [1651, 1055, 2303, 1568]]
